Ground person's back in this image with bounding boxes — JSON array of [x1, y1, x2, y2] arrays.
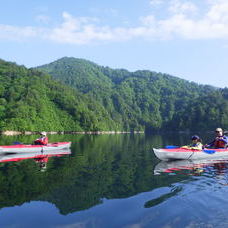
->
[[34, 132, 48, 145]]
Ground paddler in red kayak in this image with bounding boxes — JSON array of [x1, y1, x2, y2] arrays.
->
[[34, 132, 48, 145], [205, 128, 228, 148]]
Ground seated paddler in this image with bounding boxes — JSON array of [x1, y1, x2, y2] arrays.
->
[[181, 135, 203, 150], [205, 128, 228, 149], [34, 132, 48, 145]]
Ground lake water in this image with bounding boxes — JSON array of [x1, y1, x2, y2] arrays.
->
[[0, 133, 228, 228]]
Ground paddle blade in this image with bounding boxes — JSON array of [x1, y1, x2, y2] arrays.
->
[[203, 149, 216, 154], [165, 145, 179, 149], [13, 142, 23, 145]]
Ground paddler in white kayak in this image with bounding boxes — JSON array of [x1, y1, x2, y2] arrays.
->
[[34, 132, 48, 145], [181, 135, 203, 150], [205, 128, 228, 149]]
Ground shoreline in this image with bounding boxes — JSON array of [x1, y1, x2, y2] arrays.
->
[[0, 130, 145, 136]]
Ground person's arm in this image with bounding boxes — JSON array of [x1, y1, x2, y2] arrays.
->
[[34, 138, 41, 143], [181, 145, 190, 148], [221, 136, 228, 146], [205, 140, 215, 148]]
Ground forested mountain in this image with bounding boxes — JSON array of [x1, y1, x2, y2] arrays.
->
[[0, 57, 227, 132], [37, 57, 228, 131], [0, 59, 117, 131]]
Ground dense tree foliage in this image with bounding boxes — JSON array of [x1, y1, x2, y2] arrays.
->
[[1, 57, 228, 132], [0, 59, 117, 131], [37, 57, 228, 132]]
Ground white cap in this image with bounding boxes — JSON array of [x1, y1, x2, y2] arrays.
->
[[40, 131, 47, 136]]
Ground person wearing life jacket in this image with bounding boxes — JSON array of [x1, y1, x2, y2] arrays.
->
[[34, 132, 48, 145], [205, 128, 228, 148], [182, 135, 203, 150]]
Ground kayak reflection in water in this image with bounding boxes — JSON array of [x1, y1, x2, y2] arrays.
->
[[181, 135, 203, 150], [34, 132, 48, 145], [34, 156, 48, 172], [205, 128, 228, 149], [154, 159, 228, 177]]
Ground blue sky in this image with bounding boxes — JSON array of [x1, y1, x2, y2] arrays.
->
[[1, 0, 228, 88]]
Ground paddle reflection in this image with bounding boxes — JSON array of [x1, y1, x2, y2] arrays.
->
[[144, 186, 182, 208]]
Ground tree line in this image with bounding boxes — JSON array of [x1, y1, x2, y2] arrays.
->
[[0, 57, 227, 132], [37, 57, 228, 132]]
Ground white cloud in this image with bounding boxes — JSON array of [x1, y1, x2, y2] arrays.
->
[[47, 12, 114, 44], [0, 24, 44, 41], [2, 1, 228, 44], [168, 0, 198, 14], [206, 1, 228, 23], [149, 0, 164, 6]]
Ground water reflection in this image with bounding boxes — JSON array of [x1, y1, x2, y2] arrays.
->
[[0, 134, 188, 215], [144, 186, 182, 208], [0, 149, 71, 173], [1, 133, 228, 227], [0, 149, 71, 162], [154, 158, 228, 185]]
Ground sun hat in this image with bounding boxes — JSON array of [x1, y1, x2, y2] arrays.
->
[[191, 135, 200, 140]]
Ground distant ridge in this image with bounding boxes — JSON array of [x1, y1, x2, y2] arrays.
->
[[36, 57, 228, 132], [0, 57, 227, 133]]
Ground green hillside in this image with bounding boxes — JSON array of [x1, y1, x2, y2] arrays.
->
[[0, 59, 117, 131], [37, 57, 228, 131], [0, 57, 227, 132]]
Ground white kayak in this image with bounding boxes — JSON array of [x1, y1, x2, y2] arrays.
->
[[0, 142, 71, 153], [153, 147, 228, 161]]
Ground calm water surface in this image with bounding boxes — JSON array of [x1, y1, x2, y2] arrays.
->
[[0, 133, 228, 228]]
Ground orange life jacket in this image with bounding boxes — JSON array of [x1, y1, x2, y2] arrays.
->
[[214, 139, 226, 148], [34, 137, 48, 145]]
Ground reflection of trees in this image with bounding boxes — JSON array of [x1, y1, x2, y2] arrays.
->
[[0, 134, 188, 214], [0, 161, 45, 208], [39, 134, 188, 214]]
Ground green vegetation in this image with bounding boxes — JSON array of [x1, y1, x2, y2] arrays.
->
[[37, 57, 228, 132], [0, 59, 116, 131], [0, 57, 228, 132]]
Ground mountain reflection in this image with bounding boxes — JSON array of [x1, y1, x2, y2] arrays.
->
[[0, 134, 193, 214]]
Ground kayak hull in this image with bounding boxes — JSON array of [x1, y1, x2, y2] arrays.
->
[[153, 148, 228, 161], [0, 142, 71, 153]]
